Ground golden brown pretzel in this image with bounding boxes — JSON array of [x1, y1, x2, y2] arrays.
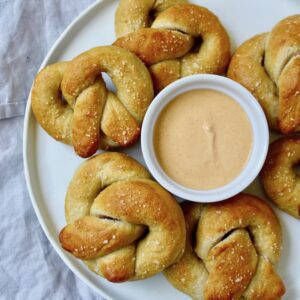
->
[[114, 3, 231, 93], [261, 136, 300, 219], [59, 152, 186, 282], [164, 194, 285, 300], [32, 46, 154, 158], [115, 0, 188, 37], [228, 15, 300, 134]]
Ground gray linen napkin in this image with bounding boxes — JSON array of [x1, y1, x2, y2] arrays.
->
[[0, 0, 105, 299]]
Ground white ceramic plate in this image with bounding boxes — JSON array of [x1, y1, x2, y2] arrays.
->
[[23, 1, 300, 299]]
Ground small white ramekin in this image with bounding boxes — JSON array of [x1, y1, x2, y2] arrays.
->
[[141, 74, 269, 203]]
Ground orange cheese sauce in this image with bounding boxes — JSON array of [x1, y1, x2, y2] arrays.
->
[[154, 89, 253, 190]]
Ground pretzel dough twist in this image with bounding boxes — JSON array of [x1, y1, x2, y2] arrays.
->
[[32, 46, 154, 157], [115, 0, 187, 37], [262, 136, 300, 219], [228, 15, 300, 134], [114, 2, 231, 93], [59, 152, 186, 282], [164, 194, 285, 300]]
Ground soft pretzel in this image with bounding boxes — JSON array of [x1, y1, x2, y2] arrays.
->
[[115, 0, 188, 37], [31, 46, 154, 158], [228, 15, 300, 134], [261, 136, 300, 219], [164, 194, 285, 300], [59, 152, 186, 282], [114, 3, 231, 93]]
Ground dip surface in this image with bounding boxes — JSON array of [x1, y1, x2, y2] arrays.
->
[[153, 89, 253, 190]]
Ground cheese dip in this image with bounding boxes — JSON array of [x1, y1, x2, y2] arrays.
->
[[153, 89, 253, 190]]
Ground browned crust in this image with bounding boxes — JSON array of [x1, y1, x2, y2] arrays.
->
[[164, 194, 285, 300], [59, 216, 145, 260], [228, 33, 279, 130], [31, 46, 154, 157], [115, 0, 188, 37], [71, 81, 106, 158], [114, 28, 194, 65], [228, 15, 300, 134], [152, 3, 231, 75], [261, 135, 300, 219], [31, 62, 73, 145], [278, 56, 300, 133], [114, 3, 231, 93], [60, 152, 186, 282]]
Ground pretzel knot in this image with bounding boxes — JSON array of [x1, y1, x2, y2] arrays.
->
[[262, 136, 300, 219], [31, 46, 154, 158], [228, 15, 300, 134], [164, 194, 285, 300], [59, 152, 186, 282], [114, 2, 231, 93]]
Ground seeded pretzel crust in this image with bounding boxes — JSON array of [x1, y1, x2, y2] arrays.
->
[[31, 46, 154, 157], [228, 15, 300, 134], [59, 152, 186, 282], [114, 2, 230, 93], [261, 136, 300, 219], [164, 194, 285, 300]]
